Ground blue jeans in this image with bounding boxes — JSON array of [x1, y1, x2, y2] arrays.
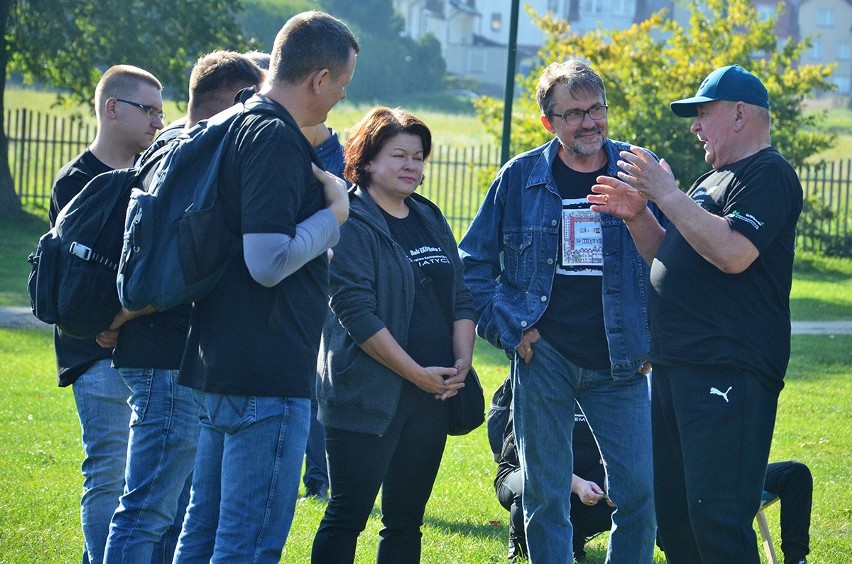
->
[[511, 337, 655, 564], [72, 359, 131, 564], [173, 392, 310, 563], [303, 374, 328, 492], [104, 368, 200, 564]]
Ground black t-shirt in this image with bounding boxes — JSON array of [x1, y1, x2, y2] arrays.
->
[[381, 208, 455, 368], [649, 147, 803, 391], [179, 96, 327, 398], [535, 159, 610, 370], [49, 149, 114, 387], [113, 305, 191, 370], [572, 409, 604, 483]]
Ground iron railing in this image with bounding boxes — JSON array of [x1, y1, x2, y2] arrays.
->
[[6, 108, 850, 251]]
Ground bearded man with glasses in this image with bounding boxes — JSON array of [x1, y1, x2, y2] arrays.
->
[[460, 59, 664, 563]]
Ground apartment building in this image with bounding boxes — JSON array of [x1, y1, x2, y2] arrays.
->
[[393, 0, 851, 97]]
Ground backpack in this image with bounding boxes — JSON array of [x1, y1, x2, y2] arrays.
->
[[26, 147, 170, 339], [487, 373, 514, 461], [117, 97, 299, 312]]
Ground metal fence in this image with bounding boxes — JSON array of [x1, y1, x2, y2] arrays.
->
[[7, 108, 850, 251], [6, 108, 95, 209]]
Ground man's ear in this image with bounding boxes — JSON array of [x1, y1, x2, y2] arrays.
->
[[733, 102, 748, 132], [541, 114, 556, 134], [104, 98, 119, 119], [311, 68, 331, 94]]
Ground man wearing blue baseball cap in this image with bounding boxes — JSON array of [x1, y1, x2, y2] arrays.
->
[[590, 65, 804, 562]]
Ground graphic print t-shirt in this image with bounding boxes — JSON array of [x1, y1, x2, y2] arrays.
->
[[381, 208, 455, 368], [534, 159, 610, 370]]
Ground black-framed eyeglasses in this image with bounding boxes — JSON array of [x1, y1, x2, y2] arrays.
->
[[116, 98, 165, 120], [549, 104, 608, 126]]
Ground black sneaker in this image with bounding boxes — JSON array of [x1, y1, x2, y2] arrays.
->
[[300, 481, 328, 502], [507, 532, 527, 561]]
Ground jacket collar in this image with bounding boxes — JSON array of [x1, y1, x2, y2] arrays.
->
[[526, 137, 623, 191], [348, 185, 445, 239]]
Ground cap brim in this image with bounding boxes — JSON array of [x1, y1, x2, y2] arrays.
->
[[669, 95, 716, 117]]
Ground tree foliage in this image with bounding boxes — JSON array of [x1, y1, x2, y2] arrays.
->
[[0, 0, 253, 217], [317, 0, 447, 102], [8, 0, 254, 107], [237, 0, 314, 52], [475, 0, 836, 188]]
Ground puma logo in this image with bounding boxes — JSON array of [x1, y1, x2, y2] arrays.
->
[[710, 386, 732, 402]]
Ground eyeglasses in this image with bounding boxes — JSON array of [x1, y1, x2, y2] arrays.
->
[[116, 98, 165, 120], [549, 104, 608, 126]]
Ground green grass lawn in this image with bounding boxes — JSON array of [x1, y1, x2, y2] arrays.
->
[[2, 86, 850, 562], [806, 107, 852, 163], [790, 253, 852, 320], [0, 329, 849, 562], [3, 85, 489, 149], [3, 208, 851, 321]]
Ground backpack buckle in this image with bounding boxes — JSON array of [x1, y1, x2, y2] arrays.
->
[[68, 242, 93, 261]]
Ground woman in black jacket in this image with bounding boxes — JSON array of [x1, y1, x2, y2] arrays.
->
[[312, 107, 475, 564]]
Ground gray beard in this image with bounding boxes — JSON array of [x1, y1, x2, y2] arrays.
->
[[569, 130, 604, 158]]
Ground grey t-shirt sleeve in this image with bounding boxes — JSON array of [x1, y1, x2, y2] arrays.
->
[[243, 208, 339, 287]]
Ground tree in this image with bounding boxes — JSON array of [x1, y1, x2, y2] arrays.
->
[[0, 0, 254, 219], [475, 0, 835, 189], [237, 0, 313, 52], [318, 0, 447, 101]]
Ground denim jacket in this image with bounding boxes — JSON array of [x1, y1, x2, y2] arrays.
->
[[314, 129, 345, 179], [459, 137, 665, 378]]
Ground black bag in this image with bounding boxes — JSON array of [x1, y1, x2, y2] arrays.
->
[[408, 256, 485, 436], [117, 96, 319, 311], [486, 373, 513, 458], [26, 147, 169, 338], [447, 366, 486, 436]]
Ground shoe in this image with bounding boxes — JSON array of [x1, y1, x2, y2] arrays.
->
[[507, 532, 527, 561], [300, 481, 328, 502], [573, 537, 587, 562]]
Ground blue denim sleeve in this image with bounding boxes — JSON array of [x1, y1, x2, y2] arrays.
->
[[459, 173, 508, 349], [446, 224, 475, 323], [315, 130, 346, 181]]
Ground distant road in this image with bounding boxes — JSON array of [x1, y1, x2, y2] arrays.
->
[[1, 306, 850, 334]]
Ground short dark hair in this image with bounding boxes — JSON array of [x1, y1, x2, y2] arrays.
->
[[95, 65, 162, 119], [269, 11, 359, 85], [344, 106, 431, 188], [243, 50, 271, 71], [188, 51, 263, 116], [536, 59, 606, 116]]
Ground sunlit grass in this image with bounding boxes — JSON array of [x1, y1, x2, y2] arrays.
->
[[0, 329, 848, 562]]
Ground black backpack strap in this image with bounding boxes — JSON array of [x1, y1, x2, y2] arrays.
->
[[242, 95, 324, 168], [68, 242, 120, 271]]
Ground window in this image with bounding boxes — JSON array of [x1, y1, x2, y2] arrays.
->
[[817, 9, 834, 27], [425, 0, 443, 14], [833, 75, 850, 94], [581, 0, 605, 16], [811, 41, 824, 60], [611, 0, 633, 17], [491, 13, 501, 32], [581, 0, 633, 17], [547, 0, 559, 13], [837, 42, 851, 61]]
